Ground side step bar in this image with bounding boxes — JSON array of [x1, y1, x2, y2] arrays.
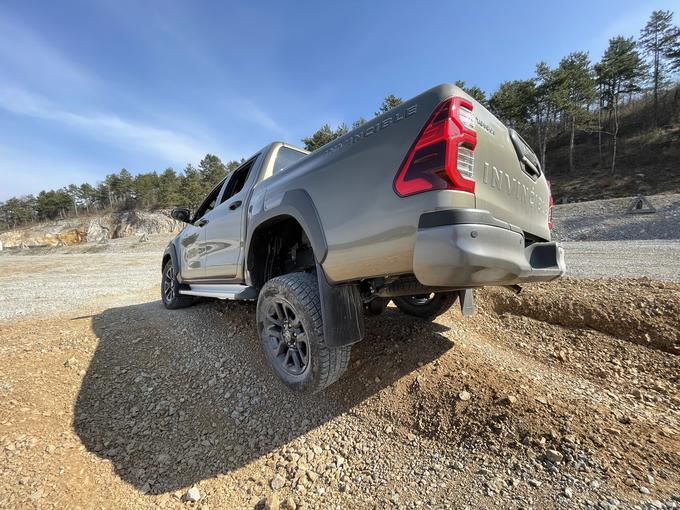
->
[[179, 284, 258, 300]]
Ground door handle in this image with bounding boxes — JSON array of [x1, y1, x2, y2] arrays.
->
[[229, 200, 242, 211], [195, 218, 209, 227]]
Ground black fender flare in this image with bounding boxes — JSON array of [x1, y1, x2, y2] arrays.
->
[[162, 241, 182, 282], [245, 189, 328, 266]]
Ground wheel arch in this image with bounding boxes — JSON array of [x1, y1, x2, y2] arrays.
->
[[245, 189, 328, 288], [162, 242, 180, 278]]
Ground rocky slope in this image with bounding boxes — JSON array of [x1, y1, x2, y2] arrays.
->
[[0, 210, 181, 248]]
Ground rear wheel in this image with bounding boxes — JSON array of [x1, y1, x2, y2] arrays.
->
[[393, 292, 457, 320], [256, 272, 351, 393], [161, 260, 194, 309]]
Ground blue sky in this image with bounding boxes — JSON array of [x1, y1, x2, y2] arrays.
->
[[1, 0, 677, 199]]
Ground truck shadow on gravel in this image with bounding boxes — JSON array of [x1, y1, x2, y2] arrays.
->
[[73, 299, 454, 494]]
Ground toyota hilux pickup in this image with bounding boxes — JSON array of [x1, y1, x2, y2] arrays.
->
[[162, 83, 565, 393]]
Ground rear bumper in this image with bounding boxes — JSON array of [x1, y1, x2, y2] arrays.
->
[[413, 209, 566, 287]]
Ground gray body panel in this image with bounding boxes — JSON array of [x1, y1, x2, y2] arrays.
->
[[166, 83, 561, 292]]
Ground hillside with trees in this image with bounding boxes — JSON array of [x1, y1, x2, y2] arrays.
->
[[0, 155, 243, 229], [2, 9, 679, 230]]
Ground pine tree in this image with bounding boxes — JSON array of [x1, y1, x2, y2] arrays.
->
[[454, 80, 487, 104], [639, 10, 680, 127], [532, 61, 559, 171], [597, 36, 647, 174], [66, 184, 80, 216], [198, 154, 227, 188], [488, 80, 536, 133], [158, 168, 181, 207], [301, 124, 348, 152], [78, 183, 95, 213], [352, 117, 367, 129], [181, 164, 206, 209], [553, 52, 596, 173], [375, 95, 403, 116]]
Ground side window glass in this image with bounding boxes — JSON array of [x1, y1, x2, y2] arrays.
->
[[220, 160, 254, 203], [273, 147, 306, 175], [193, 179, 225, 220]]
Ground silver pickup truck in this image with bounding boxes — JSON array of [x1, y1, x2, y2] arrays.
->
[[162, 83, 565, 393]]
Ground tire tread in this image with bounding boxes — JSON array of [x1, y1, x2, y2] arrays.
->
[[260, 272, 351, 393]]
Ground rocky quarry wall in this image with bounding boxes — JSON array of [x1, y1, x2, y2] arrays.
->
[[0, 211, 181, 248]]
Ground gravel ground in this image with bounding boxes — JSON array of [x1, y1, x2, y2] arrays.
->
[[1, 244, 679, 509], [1, 239, 676, 324], [552, 193, 680, 242], [563, 240, 680, 282], [0, 251, 161, 321], [0, 234, 169, 321]]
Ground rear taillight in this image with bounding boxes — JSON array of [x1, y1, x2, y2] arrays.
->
[[547, 180, 554, 230], [394, 97, 477, 197]]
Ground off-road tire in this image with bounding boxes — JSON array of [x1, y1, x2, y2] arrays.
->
[[161, 260, 194, 309], [393, 292, 457, 320], [364, 297, 388, 316], [256, 272, 351, 394]]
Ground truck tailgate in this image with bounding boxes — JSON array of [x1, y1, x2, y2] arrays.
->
[[470, 104, 551, 240]]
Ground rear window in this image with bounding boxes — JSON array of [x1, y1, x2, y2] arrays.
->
[[273, 147, 307, 174]]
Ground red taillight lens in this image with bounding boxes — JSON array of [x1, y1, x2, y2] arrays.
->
[[394, 97, 477, 197], [547, 180, 554, 230]]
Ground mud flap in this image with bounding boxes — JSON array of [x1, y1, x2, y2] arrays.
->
[[316, 264, 365, 347], [459, 289, 475, 316]]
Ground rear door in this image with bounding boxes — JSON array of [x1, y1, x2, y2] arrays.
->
[[203, 157, 258, 279], [471, 104, 551, 240]]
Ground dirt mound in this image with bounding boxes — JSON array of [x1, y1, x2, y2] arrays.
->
[[483, 278, 680, 354], [364, 281, 679, 500]]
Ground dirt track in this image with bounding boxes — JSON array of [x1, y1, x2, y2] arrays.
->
[[0, 246, 678, 509]]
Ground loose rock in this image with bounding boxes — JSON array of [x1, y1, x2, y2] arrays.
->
[[545, 450, 564, 464], [270, 474, 285, 491], [185, 485, 200, 502]]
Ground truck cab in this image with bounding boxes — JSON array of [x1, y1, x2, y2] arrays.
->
[[169, 143, 308, 289]]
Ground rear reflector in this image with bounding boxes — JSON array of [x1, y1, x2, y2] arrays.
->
[[394, 97, 477, 197]]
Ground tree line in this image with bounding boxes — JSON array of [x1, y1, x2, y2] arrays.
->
[[0, 155, 242, 229], [475, 10, 679, 175], [2, 10, 678, 230]]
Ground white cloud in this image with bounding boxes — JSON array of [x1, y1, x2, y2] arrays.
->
[[0, 87, 210, 164], [230, 98, 288, 137], [0, 13, 93, 90]]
